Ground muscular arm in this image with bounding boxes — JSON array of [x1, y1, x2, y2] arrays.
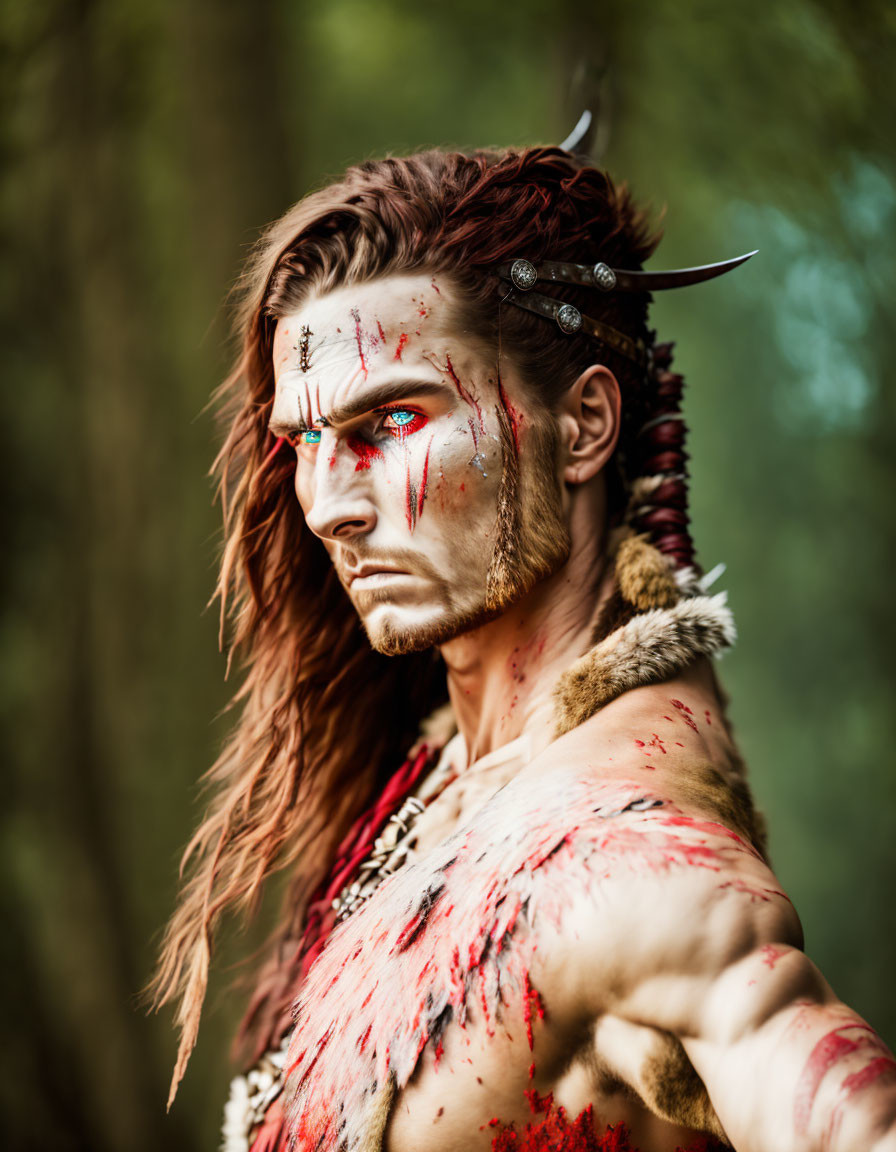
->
[[557, 801, 896, 1152], [683, 945, 896, 1151]]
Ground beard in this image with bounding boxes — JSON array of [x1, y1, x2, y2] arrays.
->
[[364, 412, 571, 657]]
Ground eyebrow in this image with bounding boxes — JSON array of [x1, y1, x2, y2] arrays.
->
[[269, 378, 454, 436]]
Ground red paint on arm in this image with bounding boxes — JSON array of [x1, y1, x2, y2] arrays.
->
[[795, 1023, 879, 1132]]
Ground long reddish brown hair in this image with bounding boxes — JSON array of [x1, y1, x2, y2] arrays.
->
[[151, 147, 690, 1100]]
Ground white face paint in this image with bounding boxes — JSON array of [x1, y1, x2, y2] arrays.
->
[[270, 273, 538, 654]]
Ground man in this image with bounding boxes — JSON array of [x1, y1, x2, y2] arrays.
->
[[153, 146, 896, 1151]]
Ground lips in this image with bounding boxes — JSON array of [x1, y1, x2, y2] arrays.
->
[[346, 564, 410, 586]]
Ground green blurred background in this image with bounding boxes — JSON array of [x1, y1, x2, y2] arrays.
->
[[3, 0, 894, 1148]]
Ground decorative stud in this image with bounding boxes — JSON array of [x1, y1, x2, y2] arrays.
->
[[592, 262, 616, 290], [557, 304, 583, 333], [510, 258, 538, 290]]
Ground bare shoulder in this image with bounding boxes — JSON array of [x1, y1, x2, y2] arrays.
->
[[522, 708, 801, 1035]]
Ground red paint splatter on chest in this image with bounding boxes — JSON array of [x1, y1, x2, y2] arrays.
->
[[487, 1088, 727, 1151], [281, 779, 760, 1150]]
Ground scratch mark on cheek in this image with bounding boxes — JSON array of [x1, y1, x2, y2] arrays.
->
[[416, 437, 433, 521], [444, 354, 486, 434]]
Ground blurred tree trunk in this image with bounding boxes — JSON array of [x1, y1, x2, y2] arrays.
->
[[2, 0, 299, 1147]]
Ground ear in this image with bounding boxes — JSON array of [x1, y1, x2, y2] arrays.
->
[[556, 365, 622, 486]]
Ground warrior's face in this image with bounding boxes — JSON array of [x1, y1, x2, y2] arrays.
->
[[270, 274, 570, 654]]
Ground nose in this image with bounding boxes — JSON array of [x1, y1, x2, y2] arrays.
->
[[300, 442, 377, 543]]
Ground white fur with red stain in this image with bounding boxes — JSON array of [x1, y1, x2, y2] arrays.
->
[[282, 771, 760, 1150]]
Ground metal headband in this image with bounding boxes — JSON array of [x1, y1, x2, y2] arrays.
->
[[495, 251, 756, 365]]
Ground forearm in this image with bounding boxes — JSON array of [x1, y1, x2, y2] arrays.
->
[[689, 948, 896, 1151]]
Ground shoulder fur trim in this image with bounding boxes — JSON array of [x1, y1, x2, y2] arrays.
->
[[553, 592, 736, 737]]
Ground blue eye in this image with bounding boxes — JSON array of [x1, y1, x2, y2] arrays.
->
[[301, 429, 322, 445], [388, 410, 415, 427]]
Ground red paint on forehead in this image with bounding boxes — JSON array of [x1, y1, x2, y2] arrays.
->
[[350, 308, 368, 377], [394, 333, 409, 361]]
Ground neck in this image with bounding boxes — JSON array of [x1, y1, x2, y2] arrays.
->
[[440, 527, 616, 766]]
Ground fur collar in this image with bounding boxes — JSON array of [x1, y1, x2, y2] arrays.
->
[[553, 590, 736, 736]]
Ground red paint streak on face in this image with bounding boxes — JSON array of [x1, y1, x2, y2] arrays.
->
[[704, 710, 712, 725], [416, 439, 432, 521], [528, 1062, 536, 1081], [329, 452, 337, 469], [663, 715, 674, 722], [430, 278, 441, 294], [460, 482, 466, 492], [641, 763, 656, 771], [394, 333, 409, 360], [794, 1023, 881, 1132], [671, 698, 699, 732], [347, 436, 384, 471], [497, 377, 522, 454], [377, 320, 386, 343], [418, 303, 428, 317], [445, 354, 485, 432], [349, 308, 368, 376]]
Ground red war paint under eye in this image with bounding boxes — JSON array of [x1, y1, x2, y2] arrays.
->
[[348, 437, 384, 472], [394, 333, 409, 360], [350, 308, 368, 376]]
